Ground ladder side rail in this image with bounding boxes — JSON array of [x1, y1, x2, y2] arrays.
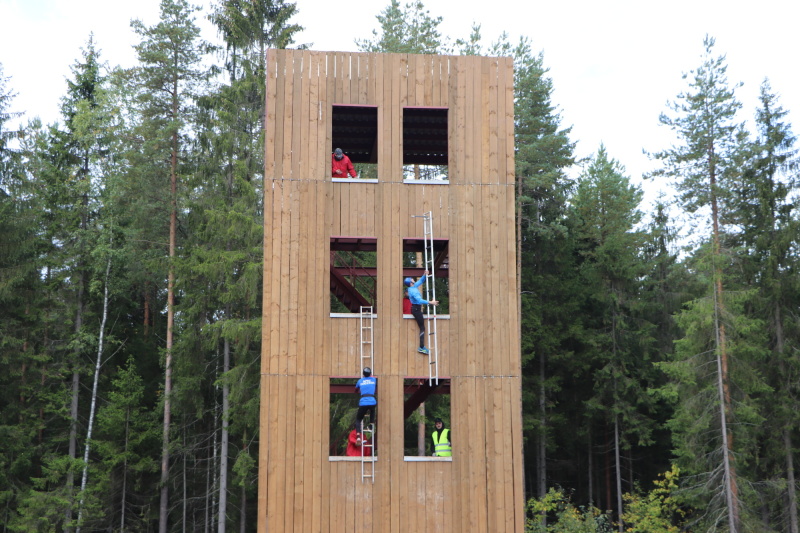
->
[[358, 308, 375, 483], [428, 214, 439, 384], [369, 310, 373, 372], [360, 307, 365, 372], [359, 306, 374, 373], [361, 423, 375, 483], [422, 213, 432, 383], [422, 212, 440, 385]]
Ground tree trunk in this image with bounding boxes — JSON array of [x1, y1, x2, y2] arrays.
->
[[614, 414, 623, 532], [76, 257, 112, 532], [587, 429, 594, 507], [218, 336, 231, 533], [205, 436, 212, 533], [159, 104, 179, 533], [183, 429, 187, 533], [66, 278, 85, 531], [786, 430, 798, 533], [239, 465, 247, 533], [121, 415, 129, 532], [144, 285, 151, 337], [775, 303, 798, 533], [212, 393, 220, 529], [710, 155, 739, 531], [537, 349, 546, 498], [417, 402, 426, 456], [605, 422, 612, 512]]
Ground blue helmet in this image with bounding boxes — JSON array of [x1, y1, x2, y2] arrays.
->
[[404, 277, 413, 287]]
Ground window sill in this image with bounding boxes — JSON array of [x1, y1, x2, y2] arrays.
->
[[402, 179, 449, 185], [332, 178, 379, 183], [330, 313, 450, 319]]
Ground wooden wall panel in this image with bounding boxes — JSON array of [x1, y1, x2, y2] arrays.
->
[[308, 52, 322, 180], [448, 184, 463, 376], [488, 57, 499, 184], [265, 50, 278, 181], [480, 56, 491, 184], [262, 49, 522, 533]]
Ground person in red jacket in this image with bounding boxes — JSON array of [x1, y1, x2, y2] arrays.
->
[[345, 425, 371, 456], [403, 287, 412, 315], [332, 147, 357, 178]]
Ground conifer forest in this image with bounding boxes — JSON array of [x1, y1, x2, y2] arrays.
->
[[1, 0, 798, 531]]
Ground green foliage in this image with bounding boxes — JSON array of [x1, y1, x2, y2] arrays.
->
[[357, 0, 445, 53], [649, 35, 748, 223], [621, 465, 684, 532], [211, 0, 303, 60], [570, 145, 662, 463], [4, 6, 800, 532], [526, 489, 612, 533]]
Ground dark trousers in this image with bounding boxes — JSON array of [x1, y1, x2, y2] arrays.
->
[[411, 304, 425, 348], [356, 405, 375, 430]]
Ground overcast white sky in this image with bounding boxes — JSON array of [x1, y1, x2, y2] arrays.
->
[[2, 0, 799, 209]]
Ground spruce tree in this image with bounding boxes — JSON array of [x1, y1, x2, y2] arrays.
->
[[734, 80, 800, 531], [569, 146, 678, 525], [357, 0, 445, 53], [178, 1, 302, 529], [497, 35, 575, 501], [93, 357, 160, 531]]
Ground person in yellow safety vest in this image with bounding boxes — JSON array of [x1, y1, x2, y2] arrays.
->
[[431, 418, 451, 457]]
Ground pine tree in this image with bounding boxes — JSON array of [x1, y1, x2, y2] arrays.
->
[[128, 1, 209, 530], [650, 36, 768, 531]]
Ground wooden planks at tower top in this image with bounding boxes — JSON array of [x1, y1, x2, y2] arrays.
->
[[259, 49, 523, 533]]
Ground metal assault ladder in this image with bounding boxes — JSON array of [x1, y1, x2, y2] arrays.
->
[[359, 306, 374, 373], [417, 211, 439, 385], [360, 423, 375, 483], [359, 306, 376, 482]]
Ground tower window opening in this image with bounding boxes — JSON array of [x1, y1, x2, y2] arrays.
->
[[329, 377, 376, 458], [330, 237, 378, 314], [402, 237, 449, 315], [403, 107, 448, 181], [402, 377, 452, 458], [332, 105, 378, 179]]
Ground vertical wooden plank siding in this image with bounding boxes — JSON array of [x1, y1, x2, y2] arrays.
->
[[308, 51, 321, 181], [260, 49, 522, 533]]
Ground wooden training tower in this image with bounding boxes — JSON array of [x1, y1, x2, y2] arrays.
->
[[258, 49, 523, 533]]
